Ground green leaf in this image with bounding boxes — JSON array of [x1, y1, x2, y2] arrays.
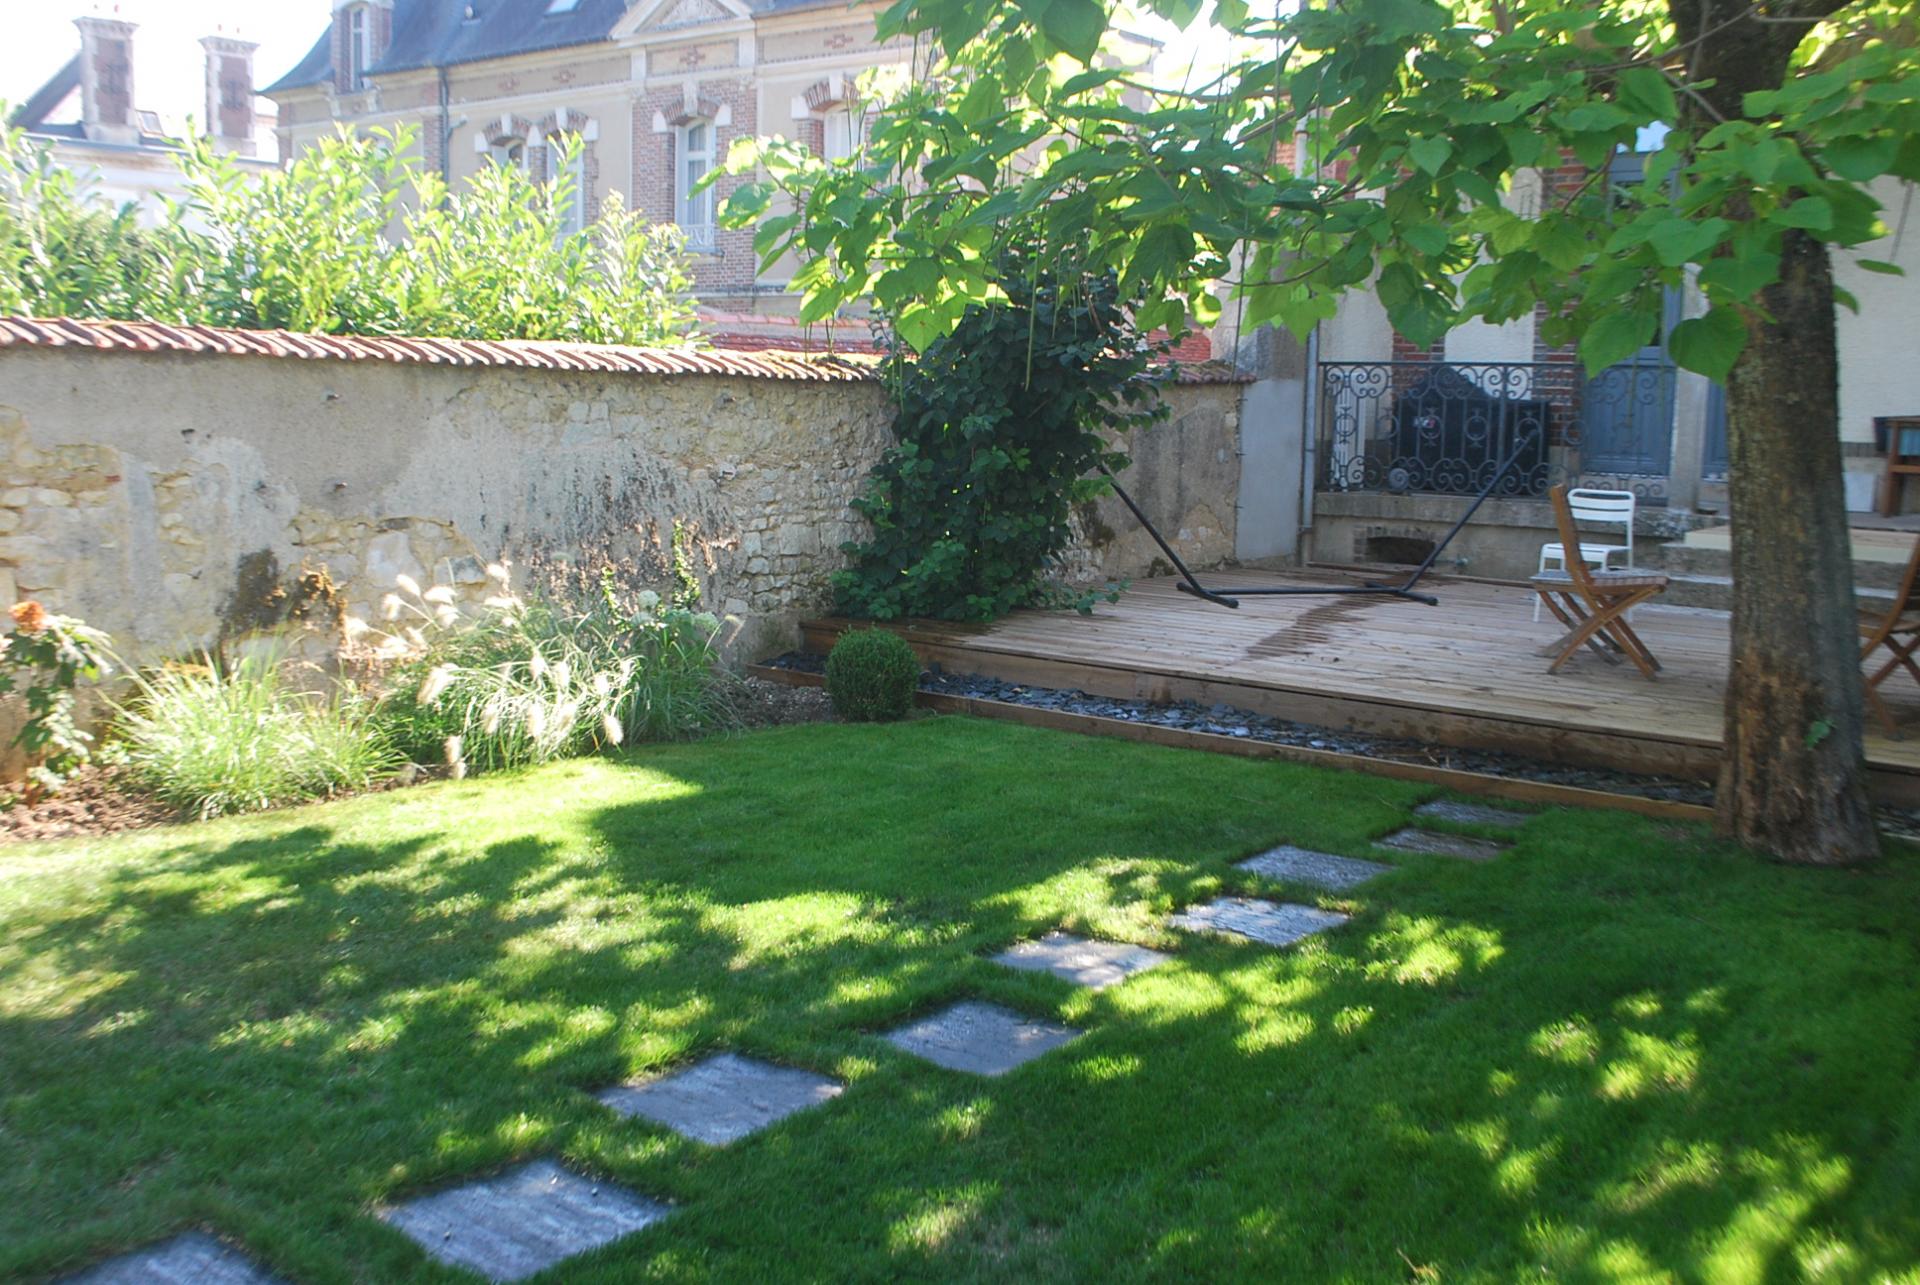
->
[[1616, 67, 1678, 122], [1698, 249, 1779, 301], [1824, 135, 1899, 183], [1035, 0, 1107, 63], [1384, 288, 1451, 349], [1406, 136, 1452, 176], [1401, 222, 1449, 256], [893, 301, 948, 353], [1669, 307, 1749, 382], [1646, 216, 1731, 268], [1856, 259, 1905, 276], [1579, 309, 1658, 377], [1777, 196, 1834, 231]]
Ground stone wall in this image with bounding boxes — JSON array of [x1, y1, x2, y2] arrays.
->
[[0, 341, 1244, 691], [1307, 491, 1712, 582]]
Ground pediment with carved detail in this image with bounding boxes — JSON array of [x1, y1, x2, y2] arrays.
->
[[631, 0, 746, 33]]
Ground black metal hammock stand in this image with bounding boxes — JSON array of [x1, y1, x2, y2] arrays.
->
[[1101, 427, 1543, 610]]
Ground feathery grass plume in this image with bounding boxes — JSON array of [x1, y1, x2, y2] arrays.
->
[[358, 562, 736, 774], [115, 651, 399, 819]]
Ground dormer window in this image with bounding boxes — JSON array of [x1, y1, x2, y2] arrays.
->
[[346, 5, 370, 90]]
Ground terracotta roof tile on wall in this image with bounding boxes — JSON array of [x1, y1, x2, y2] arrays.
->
[[0, 317, 1251, 385], [0, 317, 882, 382]]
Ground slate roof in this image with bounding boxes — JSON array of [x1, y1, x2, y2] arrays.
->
[[263, 0, 632, 95], [7, 55, 81, 130]]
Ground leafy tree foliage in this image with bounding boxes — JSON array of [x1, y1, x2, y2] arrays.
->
[[0, 121, 697, 346], [722, 0, 1912, 379], [836, 264, 1166, 621], [719, 0, 1918, 862]]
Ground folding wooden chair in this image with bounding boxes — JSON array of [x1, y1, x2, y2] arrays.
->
[[1529, 484, 1670, 678], [1859, 536, 1920, 735]]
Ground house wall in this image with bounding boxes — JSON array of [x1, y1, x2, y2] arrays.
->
[[267, 2, 917, 310], [0, 343, 1244, 688], [1310, 170, 1920, 522], [1836, 177, 1920, 447]]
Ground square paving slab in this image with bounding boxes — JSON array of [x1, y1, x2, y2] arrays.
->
[[991, 932, 1171, 990], [597, 1053, 844, 1146], [883, 1000, 1082, 1076], [380, 1158, 668, 1282], [1412, 799, 1532, 829], [66, 1232, 285, 1284], [1170, 897, 1350, 947], [1237, 845, 1392, 891], [1376, 828, 1510, 861]]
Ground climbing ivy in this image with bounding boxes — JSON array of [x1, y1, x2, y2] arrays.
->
[[834, 265, 1168, 622]]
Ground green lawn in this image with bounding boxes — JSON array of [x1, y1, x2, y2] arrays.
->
[[3, 717, 1917, 1282]]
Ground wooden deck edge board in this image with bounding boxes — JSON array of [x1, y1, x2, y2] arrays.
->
[[799, 617, 1723, 754], [746, 664, 1718, 824]]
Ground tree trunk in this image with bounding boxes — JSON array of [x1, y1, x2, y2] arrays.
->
[[1680, 0, 1879, 864], [1714, 229, 1878, 864]]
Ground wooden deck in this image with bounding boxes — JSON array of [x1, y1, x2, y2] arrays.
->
[[804, 569, 1920, 804]]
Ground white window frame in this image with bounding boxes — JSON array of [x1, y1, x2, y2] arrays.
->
[[822, 107, 858, 163], [347, 6, 369, 90], [676, 119, 716, 253], [544, 134, 587, 236], [487, 133, 528, 171]]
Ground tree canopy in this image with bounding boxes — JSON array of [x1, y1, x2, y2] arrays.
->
[[720, 0, 1917, 379]]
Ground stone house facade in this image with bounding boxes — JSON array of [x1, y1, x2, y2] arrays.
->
[[1227, 154, 1920, 581], [263, 0, 917, 330]]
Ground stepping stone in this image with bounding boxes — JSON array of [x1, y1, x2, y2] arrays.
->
[[379, 1158, 668, 1282], [1237, 845, 1392, 891], [1376, 828, 1510, 862], [66, 1232, 284, 1284], [597, 1053, 843, 1146], [1413, 799, 1532, 830], [883, 1000, 1082, 1076], [1169, 897, 1349, 947], [991, 931, 1170, 990]]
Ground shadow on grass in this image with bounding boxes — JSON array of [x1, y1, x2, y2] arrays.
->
[[0, 719, 1915, 1282]]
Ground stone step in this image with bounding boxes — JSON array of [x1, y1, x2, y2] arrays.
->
[[1659, 572, 1898, 615], [1644, 527, 1918, 592]]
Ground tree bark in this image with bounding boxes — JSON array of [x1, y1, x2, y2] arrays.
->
[[1681, 0, 1880, 864], [1715, 229, 1878, 864]]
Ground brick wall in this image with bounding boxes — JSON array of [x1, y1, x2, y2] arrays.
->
[[91, 37, 133, 128], [632, 79, 760, 298]]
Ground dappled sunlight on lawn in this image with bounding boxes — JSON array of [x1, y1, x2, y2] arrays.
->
[[0, 721, 1914, 1280]]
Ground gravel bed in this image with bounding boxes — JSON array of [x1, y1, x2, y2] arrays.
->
[[767, 650, 1717, 806], [779, 652, 1920, 837]]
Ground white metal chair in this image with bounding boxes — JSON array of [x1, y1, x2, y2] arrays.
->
[[1531, 488, 1636, 622]]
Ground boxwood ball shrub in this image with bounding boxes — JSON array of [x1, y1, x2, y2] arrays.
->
[[825, 629, 921, 722]]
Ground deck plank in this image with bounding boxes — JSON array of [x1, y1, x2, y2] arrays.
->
[[805, 570, 1920, 790]]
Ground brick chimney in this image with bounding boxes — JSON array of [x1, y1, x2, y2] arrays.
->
[[74, 14, 139, 144], [201, 35, 260, 156]]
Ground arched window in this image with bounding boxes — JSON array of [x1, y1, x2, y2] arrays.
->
[[677, 119, 716, 252], [822, 105, 859, 162], [487, 134, 527, 170]]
